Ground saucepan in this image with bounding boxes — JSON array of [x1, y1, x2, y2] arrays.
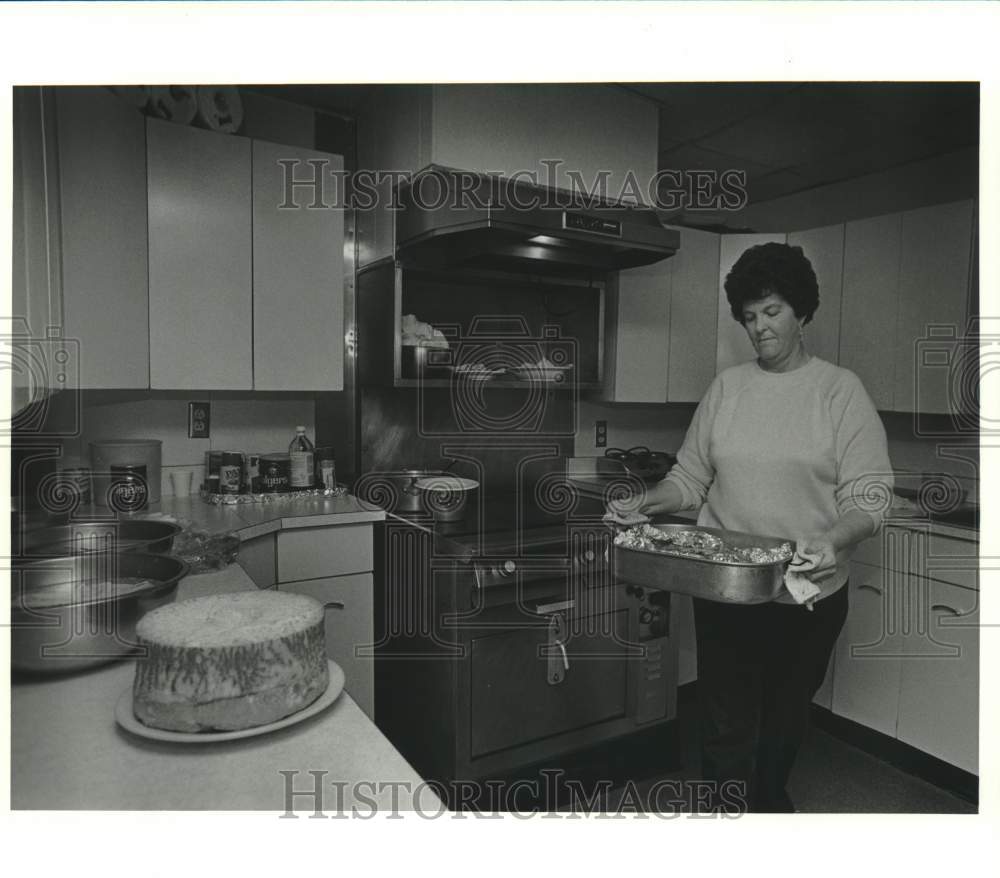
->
[[412, 475, 480, 522]]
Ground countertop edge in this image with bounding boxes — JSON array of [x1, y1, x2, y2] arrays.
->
[[565, 477, 980, 542]]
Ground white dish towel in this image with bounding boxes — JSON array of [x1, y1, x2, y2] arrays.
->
[[784, 549, 823, 609]]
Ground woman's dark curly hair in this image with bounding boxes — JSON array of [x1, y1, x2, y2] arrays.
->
[[724, 242, 819, 325]]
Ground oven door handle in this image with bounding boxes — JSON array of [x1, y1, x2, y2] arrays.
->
[[532, 599, 576, 616]]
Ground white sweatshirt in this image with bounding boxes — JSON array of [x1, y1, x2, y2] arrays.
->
[[664, 357, 894, 603]]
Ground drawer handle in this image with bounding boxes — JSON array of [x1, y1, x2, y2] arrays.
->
[[324, 601, 345, 611], [857, 582, 883, 596], [931, 603, 961, 616]]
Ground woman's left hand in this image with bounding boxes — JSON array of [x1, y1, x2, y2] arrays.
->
[[796, 537, 838, 582]]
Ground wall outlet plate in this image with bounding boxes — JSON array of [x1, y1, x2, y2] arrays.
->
[[188, 401, 210, 439], [595, 419, 607, 448]]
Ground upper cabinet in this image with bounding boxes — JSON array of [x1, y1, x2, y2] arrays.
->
[[57, 87, 150, 389], [839, 213, 900, 409], [147, 119, 254, 390], [252, 140, 345, 391], [715, 233, 786, 373], [14, 88, 348, 395], [787, 223, 845, 367], [11, 87, 63, 412], [601, 226, 719, 403], [840, 199, 974, 413], [894, 200, 975, 414]]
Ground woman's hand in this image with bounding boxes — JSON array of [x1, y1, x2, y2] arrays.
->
[[606, 479, 686, 521], [795, 537, 838, 582], [605, 493, 648, 524]]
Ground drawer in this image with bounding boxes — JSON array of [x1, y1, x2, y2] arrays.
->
[[277, 524, 373, 583], [853, 527, 978, 578]]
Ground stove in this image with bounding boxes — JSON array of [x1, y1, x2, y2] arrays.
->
[[373, 489, 679, 800]]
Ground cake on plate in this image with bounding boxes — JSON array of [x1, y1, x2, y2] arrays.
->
[[133, 590, 328, 732]]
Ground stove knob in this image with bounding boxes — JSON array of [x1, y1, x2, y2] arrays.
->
[[582, 549, 596, 564], [500, 560, 517, 576]]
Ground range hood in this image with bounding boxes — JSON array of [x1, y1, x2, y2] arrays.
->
[[394, 167, 680, 276]]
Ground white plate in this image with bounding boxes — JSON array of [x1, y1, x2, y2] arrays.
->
[[115, 660, 344, 744]]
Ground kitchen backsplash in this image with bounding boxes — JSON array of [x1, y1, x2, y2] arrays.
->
[[61, 391, 316, 498], [576, 400, 979, 503]]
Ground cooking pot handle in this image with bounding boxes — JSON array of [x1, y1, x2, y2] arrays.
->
[[605, 448, 628, 460]]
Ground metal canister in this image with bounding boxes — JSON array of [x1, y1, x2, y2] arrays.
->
[[107, 464, 148, 512], [219, 451, 244, 494], [243, 453, 261, 493], [205, 450, 222, 492], [260, 454, 290, 493]]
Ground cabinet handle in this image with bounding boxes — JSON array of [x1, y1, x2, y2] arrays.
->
[[857, 582, 883, 596], [931, 603, 961, 616], [324, 600, 345, 611], [554, 639, 570, 671]]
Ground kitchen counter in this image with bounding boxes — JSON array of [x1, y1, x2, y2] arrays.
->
[[17, 493, 386, 543], [565, 476, 979, 542], [11, 560, 443, 813]]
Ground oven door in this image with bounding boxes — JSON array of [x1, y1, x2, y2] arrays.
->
[[468, 605, 630, 759]]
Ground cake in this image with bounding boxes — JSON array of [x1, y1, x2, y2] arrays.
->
[[132, 591, 329, 732]]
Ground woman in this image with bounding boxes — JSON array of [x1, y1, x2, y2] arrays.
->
[[610, 242, 892, 813]]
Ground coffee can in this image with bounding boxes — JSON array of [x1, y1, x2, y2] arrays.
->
[[260, 453, 290, 493], [107, 464, 149, 512]]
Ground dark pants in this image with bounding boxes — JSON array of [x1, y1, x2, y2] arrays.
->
[[693, 584, 849, 813]]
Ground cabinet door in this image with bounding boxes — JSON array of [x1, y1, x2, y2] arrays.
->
[[667, 227, 720, 402], [278, 573, 375, 719], [603, 261, 671, 402], [840, 213, 900, 409], [787, 224, 844, 366], [12, 87, 64, 411], [57, 87, 149, 389], [237, 533, 276, 589], [896, 579, 978, 773], [252, 141, 345, 391], [894, 200, 975, 414], [716, 233, 786, 374], [147, 118, 252, 389], [830, 563, 903, 736]]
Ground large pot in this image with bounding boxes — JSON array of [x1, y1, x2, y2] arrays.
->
[[11, 552, 188, 675], [413, 476, 480, 522]]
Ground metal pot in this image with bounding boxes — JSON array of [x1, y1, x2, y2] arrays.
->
[[20, 519, 182, 557], [605, 446, 676, 483], [391, 468, 445, 513], [413, 476, 480, 522], [11, 552, 188, 675]]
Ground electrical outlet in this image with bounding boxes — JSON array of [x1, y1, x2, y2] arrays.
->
[[188, 401, 211, 439], [595, 420, 607, 448]]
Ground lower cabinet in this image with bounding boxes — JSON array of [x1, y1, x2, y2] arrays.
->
[[895, 579, 979, 774], [830, 559, 979, 775], [831, 564, 903, 737], [237, 533, 276, 589], [278, 572, 375, 719]]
